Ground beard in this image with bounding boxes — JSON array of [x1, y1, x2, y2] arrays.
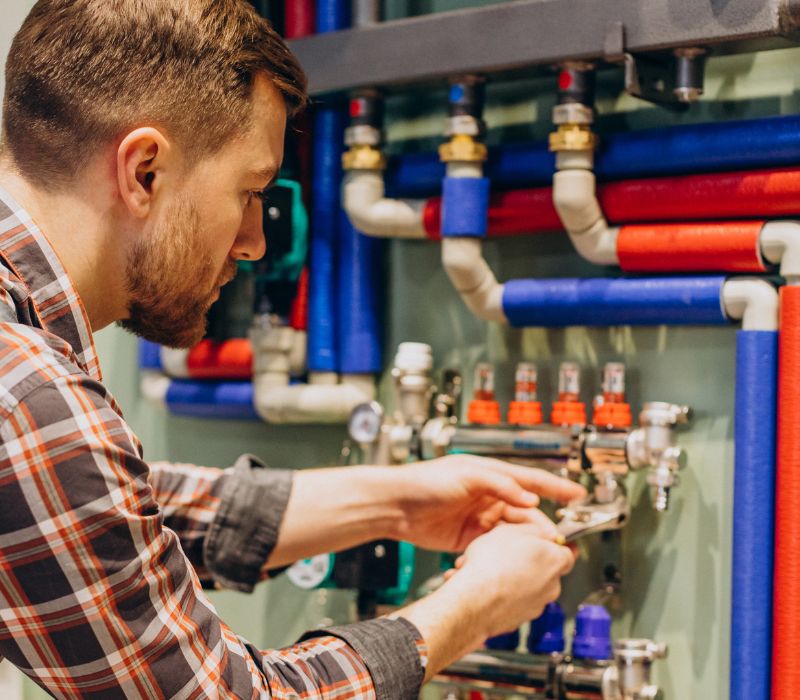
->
[[119, 197, 237, 349]]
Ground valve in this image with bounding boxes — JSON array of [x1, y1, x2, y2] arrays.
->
[[673, 47, 707, 104], [343, 89, 387, 171], [602, 638, 668, 700], [551, 361, 587, 426], [439, 76, 488, 164], [467, 362, 502, 425], [549, 62, 598, 154], [627, 402, 691, 511], [593, 362, 633, 429], [508, 361, 543, 426]]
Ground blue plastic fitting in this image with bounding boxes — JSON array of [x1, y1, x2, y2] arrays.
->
[[485, 629, 520, 652], [572, 605, 613, 661], [338, 210, 383, 374], [502, 276, 729, 328], [308, 105, 347, 372], [441, 177, 490, 238], [386, 114, 800, 198], [528, 602, 565, 654], [165, 380, 259, 421], [730, 330, 778, 700], [138, 340, 162, 371]]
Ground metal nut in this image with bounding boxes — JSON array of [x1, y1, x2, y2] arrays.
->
[[342, 145, 387, 171], [548, 124, 598, 153], [439, 134, 488, 163]]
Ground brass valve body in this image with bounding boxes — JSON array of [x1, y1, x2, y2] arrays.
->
[[548, 124, 598, 153], [439, 134, 488, 163], [342, 145, 387, 171]]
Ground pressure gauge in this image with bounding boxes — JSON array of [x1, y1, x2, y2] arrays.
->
[[348, 402, 384, 445], [287, 554, 334, 590]]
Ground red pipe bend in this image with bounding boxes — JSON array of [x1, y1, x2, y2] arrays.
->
[[617, 222, 767, 273], [773, 285, 800, 698], [187, 339, 253, 380]]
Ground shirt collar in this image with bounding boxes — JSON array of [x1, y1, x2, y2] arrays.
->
[[0, 185, 102, 381]]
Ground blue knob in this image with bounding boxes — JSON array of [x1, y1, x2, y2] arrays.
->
[[528, 602, 565, 654], [572, 605, 613, 660], [485, 629, 520, 651]]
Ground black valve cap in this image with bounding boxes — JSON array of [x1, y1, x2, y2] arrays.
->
[[349, 91, 383, 128], [557, 67, 596, 106], [448, 78, 486, 119]]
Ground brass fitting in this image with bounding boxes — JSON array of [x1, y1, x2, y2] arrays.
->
[[438, 134, 488, 163], [342, 144, 387, 171], [548, 124, 598, 153]]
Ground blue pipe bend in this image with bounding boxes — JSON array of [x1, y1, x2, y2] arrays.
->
[[502, 277, 729, 328], [730, 330, 778, 700]]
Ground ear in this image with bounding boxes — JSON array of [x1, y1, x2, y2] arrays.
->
[[116, 127, 171, 218]]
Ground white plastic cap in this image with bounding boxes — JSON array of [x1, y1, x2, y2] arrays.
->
[[394, 342, 434, 373]]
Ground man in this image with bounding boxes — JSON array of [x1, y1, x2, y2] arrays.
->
[[0, 1, 583, 698]]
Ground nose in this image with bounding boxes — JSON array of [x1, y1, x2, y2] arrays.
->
[[231, 199, 267, 261]]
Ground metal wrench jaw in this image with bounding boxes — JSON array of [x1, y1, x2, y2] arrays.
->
[[555, 492, 630, 544]]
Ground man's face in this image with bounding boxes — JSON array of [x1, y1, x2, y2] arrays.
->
[[120, 74, 286, 347]]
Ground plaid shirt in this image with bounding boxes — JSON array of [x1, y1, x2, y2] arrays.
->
[[0, 186, 426, 699]]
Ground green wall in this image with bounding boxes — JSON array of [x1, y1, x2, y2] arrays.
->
[[5, 2, 800, 698]]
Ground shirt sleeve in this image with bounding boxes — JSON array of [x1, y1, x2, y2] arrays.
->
[[148, 454, 294, 591], [0, 374, 427, 700]]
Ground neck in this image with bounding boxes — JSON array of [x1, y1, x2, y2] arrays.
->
[[0, 163, 128, 332]]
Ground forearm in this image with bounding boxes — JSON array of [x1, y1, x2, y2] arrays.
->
[[265, 465, 405, 568], [390, 576, 487, 682]]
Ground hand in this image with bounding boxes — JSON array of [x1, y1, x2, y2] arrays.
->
[[391, 454, 586, 552], [395, 522, 576, 675]]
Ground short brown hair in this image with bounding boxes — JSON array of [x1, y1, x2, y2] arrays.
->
[[2, 0, 307, 189]]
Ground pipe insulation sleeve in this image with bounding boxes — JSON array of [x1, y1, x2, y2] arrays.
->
[[618, 222, 767, 273], [731, 330, 778, 700], [338, 210, 383, 374], [387, 115, 800, 198], [138, 340, 162, 371], [772, 286, 800, 698], [285, 0, 314, 38], [309, 105, 346, 372], [441, 177, 491, 237], [502, 276, 729, 328], [316, 0, 350, 32], [424, 188, 562, 239], [186, 339, 253, 380], [165, 380, 259, 420]]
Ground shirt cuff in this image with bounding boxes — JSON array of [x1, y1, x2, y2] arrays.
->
[[300, 617, 427, 700], [203, 454, 293, 593]]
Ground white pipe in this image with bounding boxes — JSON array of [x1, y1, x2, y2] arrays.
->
[[289, 329, 308, 377], [140, 371, 170, 406], [160, 347, 190, 378], [552, 150, 620, 266], [760, 220, 800, 285], [254, 376, 375, 424], [343, 170, 428, 239], [722, 278, 780, 332], [441, 238, 507, 323]]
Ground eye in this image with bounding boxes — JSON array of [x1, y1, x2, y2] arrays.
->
[[248, 182, 276, 205]]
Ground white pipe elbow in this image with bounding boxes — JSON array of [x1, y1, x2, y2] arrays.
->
[[441, 237, 507, 324], [553, 168, 619, 267], [140, 371, 170, 407], [722, 278, 779, 331], [160, 348, 190, 378], [343, 170, 428, 239], [760, 221, 800, 284]]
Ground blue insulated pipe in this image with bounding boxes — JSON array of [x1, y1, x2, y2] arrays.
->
[[165, 380, 258, 420], [338, 210, 383, 373], [502, 276, 729, 328], [316, 0, 350, 32], [730, 331, 778, 700], [138, 340, 162, 370], [308, 105, 347, 372], [386, 114, 800, 198]]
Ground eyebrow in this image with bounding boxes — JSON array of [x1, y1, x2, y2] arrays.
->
[[250, 167, 279, 185]]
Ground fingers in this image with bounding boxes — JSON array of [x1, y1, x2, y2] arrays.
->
[[501, 506, 559, 540], [478, 458, 587, 503], [479, 470, 540, 509]]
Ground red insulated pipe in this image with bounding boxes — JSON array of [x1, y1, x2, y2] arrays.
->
[[617, 222, 767, 273], [187, 339, 253, 380], [773, 285, 800, 699], [290, 266, 310, 331], [423, 167, 800, 238], [424, 188, 561, 239], [285, 0, 314, 38]]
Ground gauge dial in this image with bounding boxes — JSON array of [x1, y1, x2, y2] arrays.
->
[[287, 554, 334, 590], [348, 402, 384, 444]]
